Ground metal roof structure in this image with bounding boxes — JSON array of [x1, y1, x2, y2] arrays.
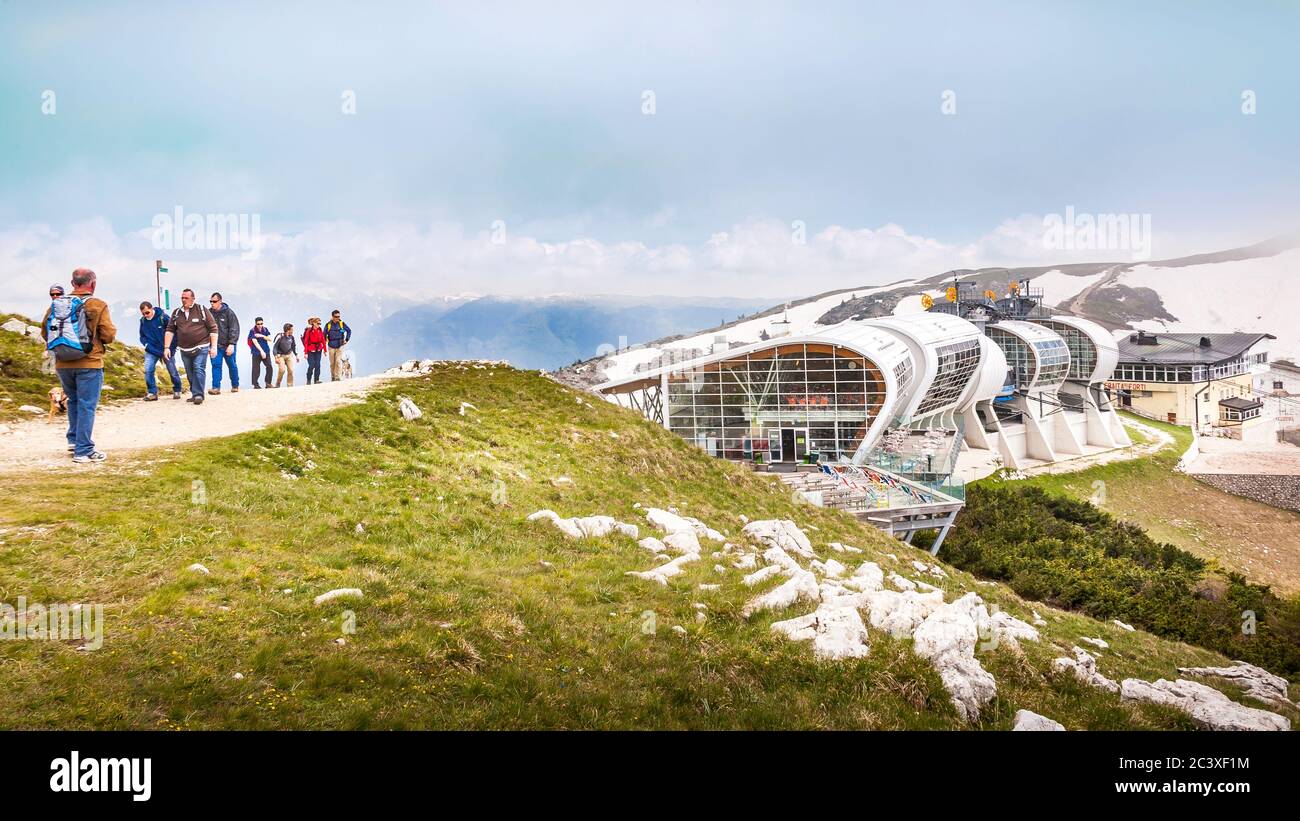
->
[[1117, 331, 1274, 365]]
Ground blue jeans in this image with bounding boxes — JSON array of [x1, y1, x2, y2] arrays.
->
[[144, 351, 183, 396], [180, 349, 209, 398], [57, 368, 103, 457], [210, 348, 240, 389], [306, 351, 323, 383]]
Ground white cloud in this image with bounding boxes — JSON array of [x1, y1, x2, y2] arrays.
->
[[0, 213, 1161, 321]]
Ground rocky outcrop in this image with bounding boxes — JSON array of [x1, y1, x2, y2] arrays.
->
[[1013, 709, 1065, 731], [771, 603, 871, 661], [741, 569, 820, 617], [1120, 678, 1291, 731], [911, 599, 998, 722], [645, 508, 725, 542], [526, 509, 638, 540], [1052, 647, 1119, 693], [1176, 662, 1296, 709], [742, 520, 817, 559]]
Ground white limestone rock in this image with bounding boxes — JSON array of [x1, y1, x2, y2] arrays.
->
[[771, 603, 871, 660], [644, 508, 724, 542], [844, 561, 884, 592], [741, 569, 820, 617], [1113, 619, 1136, 632], [862, 588, 945, 638], [732, 554, 758, 570], [912, 601, 998, 722], [1079, 636, 1109, 650], [1052, 647, 1119, 693], [742, 520, 817, 559], [626, 552, 699, 586], [1, 318, 29, 335], [527, 509, 638, 540], [887, 572, 917, 592], [397, 396, 423, 420], [1012, 709, 1065, 731], [1176, 662, 1296, 708], [811, 558, 846, 578], [742, 565, 784, 587], [988, 610, 1041, 648], [662, 530, 702, 556], [1120, 678, 1290, 731], [637, 536, 667, 555], [314, 588, 363, 606], [186, 563, 211, 575], [761, 546, 804, 575]]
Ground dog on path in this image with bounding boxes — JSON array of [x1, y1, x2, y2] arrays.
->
[[48, 386, 68, 422]]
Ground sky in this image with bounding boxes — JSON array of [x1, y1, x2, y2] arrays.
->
[[2, 0, 1298, 316]]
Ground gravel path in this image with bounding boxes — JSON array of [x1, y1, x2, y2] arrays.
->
[[0, 374, 403, 474]]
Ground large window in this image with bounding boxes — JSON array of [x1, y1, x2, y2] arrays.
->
[[915, 339, 981, 415], [1036, 320, 1097, 380], [665, 344, 888, 461]]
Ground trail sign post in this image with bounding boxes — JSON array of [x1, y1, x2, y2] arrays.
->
[[155, 260, 169, 308]]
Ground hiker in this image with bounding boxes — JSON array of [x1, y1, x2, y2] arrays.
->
[[139, 300, 183, 400], [208, 292, 241, 394], [272, 322, 299, 387], [164, 288, 219, 405], [40, 268, 117, 463], [40, 284, 63, 375], [247, 316, 273, 389], [302, 316, 327, 385], [324, 309, 352, 381]]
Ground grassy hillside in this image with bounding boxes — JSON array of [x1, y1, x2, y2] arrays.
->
[[0, 364, 1291, 730], [992, 414, 1300, 595], [0, 312, 147, 423]]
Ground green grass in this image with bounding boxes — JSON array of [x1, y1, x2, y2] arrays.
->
[[0, 312, 147, 422], [0, 365, 1289, 729]]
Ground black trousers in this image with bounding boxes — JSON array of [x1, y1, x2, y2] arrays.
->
[[250, 354, 273, 387]]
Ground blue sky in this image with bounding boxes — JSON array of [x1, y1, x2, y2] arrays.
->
[[1, 0, 1298, 305]]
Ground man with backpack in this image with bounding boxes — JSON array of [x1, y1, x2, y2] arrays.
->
[[208, 292, 241, 394], [139, 300, 183, 400], [163, 288, 219, 405], [272, 323, 299, 387], [247, 316, 273, 389], [324, 309, 352, 381], [40, 268, 117, 463]]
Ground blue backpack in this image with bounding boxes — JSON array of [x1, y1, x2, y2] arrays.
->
[[46, 295, 94, 362]]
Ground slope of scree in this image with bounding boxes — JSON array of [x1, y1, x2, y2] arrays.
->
[[0, 362, 1294, 730]]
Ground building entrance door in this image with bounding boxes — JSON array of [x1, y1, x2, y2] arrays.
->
[[767, 428, 783, 462], [780, 429, 796, 462]]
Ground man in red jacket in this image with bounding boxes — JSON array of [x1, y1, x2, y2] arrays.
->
[[301, 316, 327, 385]]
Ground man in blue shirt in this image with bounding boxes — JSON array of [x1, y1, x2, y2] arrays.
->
[[324, 309, 352, 382], [138, 300, 182, 400]]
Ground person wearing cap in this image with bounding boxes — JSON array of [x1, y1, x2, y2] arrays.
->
[[302, 316, 327, 385], [41, 284, 64, 375], [40, 268, 117, 463], [139, 300, 183, 400]]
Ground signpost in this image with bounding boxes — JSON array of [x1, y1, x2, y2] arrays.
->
[[155, 260, 169, 309]]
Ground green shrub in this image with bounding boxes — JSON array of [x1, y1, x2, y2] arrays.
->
[[943, 484, 1300, 680]]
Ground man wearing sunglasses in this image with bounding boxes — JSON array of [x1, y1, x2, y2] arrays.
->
[[207, 292, 241, 394], [163, 289, 219, 405]]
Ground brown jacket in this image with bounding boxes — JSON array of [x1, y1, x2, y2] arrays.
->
[[166, 304, 219, 351], [41, 293, 117, 370]]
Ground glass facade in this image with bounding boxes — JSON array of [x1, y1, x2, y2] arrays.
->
[[986, 326, 1069, 391], [665, 343, 887, 462], [915, 338, 981, 415], [1113, 357, 1250, 383], [1036, 320, 1096, 381]]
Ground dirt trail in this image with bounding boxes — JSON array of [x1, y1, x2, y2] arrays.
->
[[0, 374, 405, 474]]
